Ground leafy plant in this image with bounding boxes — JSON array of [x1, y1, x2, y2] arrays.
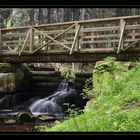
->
[[59, 65, 75, 80], [81, 77, 93, 100]]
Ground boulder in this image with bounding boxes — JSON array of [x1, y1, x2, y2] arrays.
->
[[0, 95, 11, 109], [4, 119, 16, 124], [15, 64, 31, 92]]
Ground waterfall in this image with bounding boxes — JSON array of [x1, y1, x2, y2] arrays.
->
[[29, 79, 77, 117]]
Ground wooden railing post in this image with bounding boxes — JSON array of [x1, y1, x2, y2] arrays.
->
[[29, 27, 34, 52], [0, 30, 2, 54], [132, 30, 135, 40]]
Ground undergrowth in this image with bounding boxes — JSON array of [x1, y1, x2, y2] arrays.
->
[[37, 57, 140, 132]]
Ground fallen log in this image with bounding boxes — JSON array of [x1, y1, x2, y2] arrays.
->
[[31, 76, 61, 83], [75, 72, 92, 78], [30, 71, 61, 76]]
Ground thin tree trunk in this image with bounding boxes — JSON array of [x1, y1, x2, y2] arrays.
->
[[28, 9, 35, 25], [38, 8, 44, 24]]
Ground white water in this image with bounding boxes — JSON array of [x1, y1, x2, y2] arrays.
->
[[29, 79, 76, 117]]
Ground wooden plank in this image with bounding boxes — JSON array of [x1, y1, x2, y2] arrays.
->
[[58, 39, 140, 44], [3, 30, 140, 45], [72, 63, 75, 72], [29, 27, 33, 52], [70, 24, 80, 55], [19, 29, 30, 56], [117, 19, 126, 53], [66, 34, 119, 40], [2, 24, 140, 40], [80, 48, 115, 53], [32, 24, 75, 53], [4, 38, 140, 48], [3, 34, 119, 44], [0, 30, 2, 54], [132, 30, 136, 40], [19, 37, 22, 47]]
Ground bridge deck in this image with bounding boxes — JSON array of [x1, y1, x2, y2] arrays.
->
[[1, 15, 140, 62]]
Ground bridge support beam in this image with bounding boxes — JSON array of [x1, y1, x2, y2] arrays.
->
[[0, 52, 140, 63]]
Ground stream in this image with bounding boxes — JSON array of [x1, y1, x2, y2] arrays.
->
[[0, 79, 86, 132]]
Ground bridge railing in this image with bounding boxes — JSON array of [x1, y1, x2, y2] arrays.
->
[[0, 15, 140, 55]]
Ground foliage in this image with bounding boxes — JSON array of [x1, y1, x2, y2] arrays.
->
[[59, 65, 75, 80], [5, 9, 29, 27], [0, 8, 139, 29], [37, 57, 140, 132], [81, 77, 93, 100], [93, 57, 132, 95]]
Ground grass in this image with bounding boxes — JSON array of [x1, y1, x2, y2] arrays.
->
[[37, 58, 140, 132]]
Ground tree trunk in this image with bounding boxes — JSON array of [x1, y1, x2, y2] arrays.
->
[[64, 8, 70, 22], [38, 8, 44, 24], [28, 9, 35, 25], [47, 8, 51, 23]]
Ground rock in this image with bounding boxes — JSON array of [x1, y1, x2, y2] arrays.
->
[[84, 100, 91, 109], [37, 115, 56, 121], [0, 117, 4, 123], [0, 95, 11, 109], [11, 93, 29, 106], [54, 120, 61, 124], [17, 111, 35, 123], [4, 119, 16, 124], [15, 64, 31, 92]]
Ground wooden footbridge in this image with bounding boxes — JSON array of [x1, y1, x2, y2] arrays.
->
[[1, 15, 140, 63]]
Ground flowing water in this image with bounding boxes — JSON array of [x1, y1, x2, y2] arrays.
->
[[29, 79, 77, 117]]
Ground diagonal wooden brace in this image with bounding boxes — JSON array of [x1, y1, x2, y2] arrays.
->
[[123, 39, 140, 51], [32, 28, 70, 51], [70, 23, 81, 55], [117, 19, 126, 53], [19, 29, 30, 56], [32, 24, 75, 53]]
